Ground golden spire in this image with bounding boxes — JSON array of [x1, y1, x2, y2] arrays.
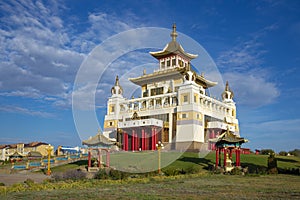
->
[[115, 75, 119, 86], [170, 23, 178, 41], [225, 81, 230, 91]]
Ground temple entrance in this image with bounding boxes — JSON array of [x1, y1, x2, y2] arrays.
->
[[118, 117, 163, 151]]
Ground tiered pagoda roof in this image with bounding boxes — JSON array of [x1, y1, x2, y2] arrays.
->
[[82, 130, 115, 147], [210, 128, 248, 147]]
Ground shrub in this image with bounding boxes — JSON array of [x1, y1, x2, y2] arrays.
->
[[260, 149, 275, 155], [184, 166, 201, 174], [109, 169, 129, 180], [278, 151, 288, 156], [62, 169, 86, 180], [94, 169, 110, 179], [24, 178, 35, 186], [267, 154, 278, 174], [230, 167, 243, 175], [162, 168, 181, 176], [0, 182, 5, 186], [288, 149, 300, 157]]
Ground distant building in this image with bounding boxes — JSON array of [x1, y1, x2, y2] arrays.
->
[[100, 24, 241, 151], [0, 142, 53, 161]]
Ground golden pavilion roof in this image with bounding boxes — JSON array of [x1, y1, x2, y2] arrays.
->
[[82, 130, 115, 147], [150, 24, 197, 60], [209, 128, 248, 146]]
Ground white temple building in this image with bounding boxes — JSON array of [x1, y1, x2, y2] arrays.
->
[[102, 24, 240, 151]]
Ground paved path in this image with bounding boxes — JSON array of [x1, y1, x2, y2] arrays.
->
[[0, 171, 51, 186]]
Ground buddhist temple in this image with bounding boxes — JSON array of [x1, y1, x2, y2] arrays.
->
[[100, 24, 241, 152]]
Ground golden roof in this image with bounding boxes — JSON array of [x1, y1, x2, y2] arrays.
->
[[150, 24, 197, 60]]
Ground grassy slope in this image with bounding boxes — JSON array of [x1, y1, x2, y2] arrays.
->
[[1, 174, 300, 199], [48, 152, 300, 174], [1, 152, 300, 199]]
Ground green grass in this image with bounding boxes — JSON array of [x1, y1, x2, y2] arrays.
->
[[0, 152, 300, 199], [48, 152, 300, 174], [0, 174, 299, 199], [50, 160, 87, 173]]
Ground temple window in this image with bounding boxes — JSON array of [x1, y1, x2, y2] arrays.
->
[[167, 60, 170, 67], [183, 95, 188, 103], [172, 58, 176, 66], [182, 113, 187, 119], [179, 60, 183, 67], [151, 87, 163, 96], [161, 61, 165, 69]]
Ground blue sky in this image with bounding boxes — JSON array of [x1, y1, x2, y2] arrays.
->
[[0, 0, 299, 152]]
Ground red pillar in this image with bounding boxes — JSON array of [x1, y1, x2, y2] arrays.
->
[[106, 150, 110, 167], [136, 132, 139, 151], [123, 132, 128, 151], [132, 130, 135, 152], [215, 148, 219, 168], [151, 128, 154, 150], [98, 149, 101, 167], [236, 148, 240, 167], [223, 148, 227, 167], [155, 128, 158, 146], [146, 131, 149, 150], [142, 129, 145, 151], [229, 148, 232, 160], [88, 149, 91, 168]]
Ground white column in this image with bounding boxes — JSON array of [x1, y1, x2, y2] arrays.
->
[[168, 112, 173, 143]]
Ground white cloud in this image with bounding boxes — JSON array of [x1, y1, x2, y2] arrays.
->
[[223, 71, 279, 107], [0, 1, 81, 108], [217, 25, 280, 107], [0, 105, 54, 118]]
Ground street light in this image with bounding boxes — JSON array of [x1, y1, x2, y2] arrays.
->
[[156, 141, 164, 174], [45, 144, 53, 176]]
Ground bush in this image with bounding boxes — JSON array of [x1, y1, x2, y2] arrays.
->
[[62, 169, 86, 180], [278, 151, 288, 156], [109, 169, 128, 180], [184, 166, 201, 174], [0, 182, 5, 186], [288, 149, 300, 157], [162, 168, 181, 176], [94, 169, 110, 179], [230, 167, 243, 175], [24, 178, 35, 186], [260, 149, 275, 155], [267, 154, 278, 174]]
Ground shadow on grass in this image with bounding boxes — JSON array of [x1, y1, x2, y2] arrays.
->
[[178, 156, 214, 170], [241, 162, 267, 174], [70, 160, 88, 166], [276, 157, 298, 163]]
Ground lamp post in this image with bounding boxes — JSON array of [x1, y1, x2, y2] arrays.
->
[[45, 144, 53, 176], [156, 141, 164, 174]]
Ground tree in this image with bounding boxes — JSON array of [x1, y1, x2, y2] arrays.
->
[[288, 149, 300, 157], [278, 151, 288, 156], [260, 149, 275, 155]]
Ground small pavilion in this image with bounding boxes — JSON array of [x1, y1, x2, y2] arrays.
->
[[82, 130, 116, 171], [209, 128, 248, 171]]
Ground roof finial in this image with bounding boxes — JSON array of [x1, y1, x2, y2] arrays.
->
[[170, 23, 178, 41], [225, 81, 229, 91], [115, 75, 119, 86]]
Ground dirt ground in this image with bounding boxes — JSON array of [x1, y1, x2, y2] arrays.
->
[[0, 171, 51, 186]]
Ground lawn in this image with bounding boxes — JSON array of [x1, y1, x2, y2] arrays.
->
[[0, 174, 299, 199], [40, 151, 300, 174], [1, 152, 299, 199]]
